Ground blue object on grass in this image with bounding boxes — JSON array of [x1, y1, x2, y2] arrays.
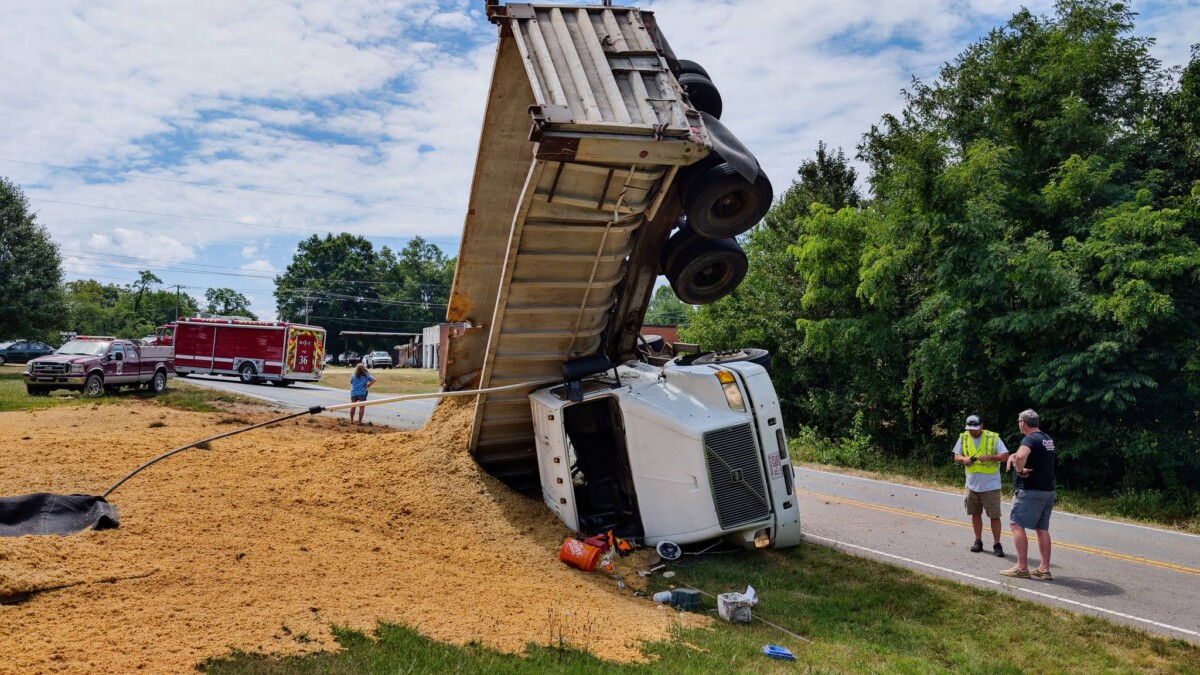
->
[[762, 645, 796, 661]]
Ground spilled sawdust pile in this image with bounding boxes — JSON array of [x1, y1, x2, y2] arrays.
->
[[0, 398, 703, 673]]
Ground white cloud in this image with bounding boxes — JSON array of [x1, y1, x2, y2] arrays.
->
[[2, 0, 1195, 322], [241, 259, 277, 274]]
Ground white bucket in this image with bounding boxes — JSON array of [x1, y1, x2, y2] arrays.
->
[[717, 592, 754, 623]]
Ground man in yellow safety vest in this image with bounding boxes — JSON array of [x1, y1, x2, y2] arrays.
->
[[953, 415, 1010, 556]]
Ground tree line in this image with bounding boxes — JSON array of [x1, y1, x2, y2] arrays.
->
[[687, 0, 1200, 511]]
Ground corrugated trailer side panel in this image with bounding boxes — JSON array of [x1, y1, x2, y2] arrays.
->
[[444, 4, 710, 488]]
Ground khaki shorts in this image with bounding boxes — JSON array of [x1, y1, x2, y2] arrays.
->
[[964, 488, 1001, 518]]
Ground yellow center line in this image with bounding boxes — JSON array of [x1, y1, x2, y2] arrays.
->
[[797, 488, 1200, 576]]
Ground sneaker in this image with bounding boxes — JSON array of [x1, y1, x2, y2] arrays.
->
[[993, 543, 1005, 558], [999, 566, 1030, 579], [1031, 569, 1053, 581], [970, 540, 984, 553]]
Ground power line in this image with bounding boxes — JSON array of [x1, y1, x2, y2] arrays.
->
[[2, 157, 469, 212], [29, 197, 461, 242], [60, 247, 453, 289]]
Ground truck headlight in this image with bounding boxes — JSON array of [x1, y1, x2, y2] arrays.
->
[[70, 364, 84, 374], [715, 370, 745, 412]]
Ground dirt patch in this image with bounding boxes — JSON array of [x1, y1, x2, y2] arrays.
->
[[0, 399, 701, 672]]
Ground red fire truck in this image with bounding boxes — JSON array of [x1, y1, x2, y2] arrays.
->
[[161, 317, 326, 386]]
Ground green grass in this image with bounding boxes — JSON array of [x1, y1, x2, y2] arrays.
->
[[202, 544, 1198, 674], [0, 365, 260, 414], [317, 365, 441, 396]]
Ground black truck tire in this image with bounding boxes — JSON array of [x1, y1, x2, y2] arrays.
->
[[239, 362, 260, 384], [678, 72, 722, 119], [691, 348, 772, 371], [150, 369, 168, 394], [665, 234, 748, 305], [83, 374, 105, 398], [683, 162, 773, 239], [676, 59, 711, 79], [26, 385, 50, 397]]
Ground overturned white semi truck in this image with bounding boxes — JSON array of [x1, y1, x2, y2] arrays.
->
[[442, 2, 799, 550]]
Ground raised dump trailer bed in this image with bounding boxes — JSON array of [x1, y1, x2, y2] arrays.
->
[[445, 2, 770, 490]]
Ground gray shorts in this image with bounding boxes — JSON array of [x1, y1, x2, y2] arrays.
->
[[351, 394, 367, 403], [1010, 489, 1055, 530]]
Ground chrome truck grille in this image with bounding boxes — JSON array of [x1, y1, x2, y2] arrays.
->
[[32, 362, 68, 375], [703, 423, 771, 529]]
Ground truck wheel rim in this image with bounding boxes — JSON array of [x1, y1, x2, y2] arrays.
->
[[86, 379, 101, 395]]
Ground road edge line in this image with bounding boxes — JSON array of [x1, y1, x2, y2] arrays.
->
[[801, 532, 1199, 640]]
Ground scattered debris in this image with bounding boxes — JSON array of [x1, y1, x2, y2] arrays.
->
[[762, 644, 796, 661], [717, 586, 756, 623]]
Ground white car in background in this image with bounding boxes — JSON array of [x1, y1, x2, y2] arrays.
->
[[363, 351, 393, 369]]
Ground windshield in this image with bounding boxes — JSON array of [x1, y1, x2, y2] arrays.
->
[[0, 341, 13, 349], [371, 352, 389, 357], [56, 340, 111, 356]]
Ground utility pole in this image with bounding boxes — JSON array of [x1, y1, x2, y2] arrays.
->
[[172, 284, 184, 320], [303, 292, 313, 324]]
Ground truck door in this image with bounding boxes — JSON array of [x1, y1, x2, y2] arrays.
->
[[105, 343, 127, 383], [126, 343, 143, 380]]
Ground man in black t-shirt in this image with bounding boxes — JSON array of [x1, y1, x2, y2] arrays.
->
[[1000, 409, 1057, 581]]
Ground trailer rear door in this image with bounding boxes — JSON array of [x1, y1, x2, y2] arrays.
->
[[285, 326, 324, 378]]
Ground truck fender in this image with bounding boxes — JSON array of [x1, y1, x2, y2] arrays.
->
[[697, 111, 760, 184]]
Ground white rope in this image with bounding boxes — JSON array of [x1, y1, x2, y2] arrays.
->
[[323, 378, 560, 413]]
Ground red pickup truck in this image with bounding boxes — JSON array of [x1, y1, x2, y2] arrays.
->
[[23, 336, 175, 397]]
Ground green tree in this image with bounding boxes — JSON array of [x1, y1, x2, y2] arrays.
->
[[274, 234, 454, 352], [684, 142, 862, 424], [687, 1, 1200, 504], [0, 177, 67, 341], [644, 285, 694, 327], [205, 287, 257, 319]]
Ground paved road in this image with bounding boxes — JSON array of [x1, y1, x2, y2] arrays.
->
[[175, 374, 1200, 642], [796, 467, 1200, 642], [177, 374, 435, 429]]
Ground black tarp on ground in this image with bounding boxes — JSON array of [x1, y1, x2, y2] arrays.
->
[[0, 493, 118, 536]]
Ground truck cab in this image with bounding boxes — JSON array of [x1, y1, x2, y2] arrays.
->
[[24, 336, 174, 397], [530, 357, 801, 550]]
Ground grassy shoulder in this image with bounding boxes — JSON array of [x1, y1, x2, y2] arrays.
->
[[316, 365, 440, 396], [203, 543, 1198, 673], [789, 428, 1200, 534], [0, 365, 264, 414]]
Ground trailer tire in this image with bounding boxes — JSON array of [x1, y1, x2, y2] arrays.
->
[[238, 362, 260, 385], [691, 348, 772, 371], [683, 162, 773, 239], [665, 235, 748, 305], [676, 59, 711, 79], [149, 369, 168, 394], [83, 374, 105, 398], [678, 72, 722, 119]]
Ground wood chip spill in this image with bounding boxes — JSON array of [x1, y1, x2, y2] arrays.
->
[[0, 398, 703, 672]]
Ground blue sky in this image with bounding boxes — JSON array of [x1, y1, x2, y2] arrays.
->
[[2, 0, 1197, 321]]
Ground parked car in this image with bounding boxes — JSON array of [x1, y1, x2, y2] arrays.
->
[[364, 350, 393, 369], [0, 340, 55, 365]]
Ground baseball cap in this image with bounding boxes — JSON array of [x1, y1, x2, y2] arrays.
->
[[965, 415, 982, 430]]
